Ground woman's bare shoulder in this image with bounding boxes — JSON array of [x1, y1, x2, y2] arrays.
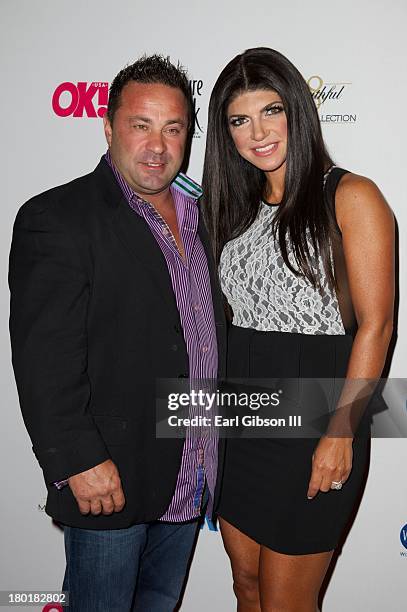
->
[[335, 171, 393, 231]]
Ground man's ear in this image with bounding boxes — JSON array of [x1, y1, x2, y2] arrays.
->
[[103, 115, 113, 147]]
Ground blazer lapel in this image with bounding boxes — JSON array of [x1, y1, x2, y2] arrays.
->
[[109, 201, 181, 320], [93, 158, 226, 373]]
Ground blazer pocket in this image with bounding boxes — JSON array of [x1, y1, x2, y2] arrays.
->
[[93, 415, 130, 446]]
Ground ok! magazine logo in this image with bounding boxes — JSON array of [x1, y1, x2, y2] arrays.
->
[[52, 82, 109, 118], [51, 79, 204, 135]]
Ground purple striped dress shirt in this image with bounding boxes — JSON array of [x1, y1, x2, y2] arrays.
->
[[105, 152, 218, 522]]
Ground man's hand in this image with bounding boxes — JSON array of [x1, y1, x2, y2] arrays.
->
[[68, 459, 125, 515], [307, 437, 353, 500]]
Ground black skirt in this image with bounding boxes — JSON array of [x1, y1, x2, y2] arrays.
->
[[217, 325, 370, 555]]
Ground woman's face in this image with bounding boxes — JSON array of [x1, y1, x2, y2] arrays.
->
[[226, 89, 287, 175]]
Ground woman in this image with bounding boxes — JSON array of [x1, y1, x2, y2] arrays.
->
[[202, 47, 394, 611]]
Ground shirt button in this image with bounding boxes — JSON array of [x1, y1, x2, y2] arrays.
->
[[193, 303, 201, 312], [162, 228, 169, 235], [201, 345, 208, 353]]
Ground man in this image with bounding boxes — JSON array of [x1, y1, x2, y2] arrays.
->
[[9, 55, 226, 611]]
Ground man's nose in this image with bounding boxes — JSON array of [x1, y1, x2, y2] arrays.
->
[[146, 130, 166, 154]]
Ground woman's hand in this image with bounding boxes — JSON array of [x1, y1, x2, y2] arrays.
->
[[307, 436, 353, 499]]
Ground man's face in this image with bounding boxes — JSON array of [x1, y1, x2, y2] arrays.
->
[[104, 82, 189, 200]]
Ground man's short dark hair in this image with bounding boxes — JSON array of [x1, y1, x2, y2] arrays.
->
[[107, 54, 193, 127]]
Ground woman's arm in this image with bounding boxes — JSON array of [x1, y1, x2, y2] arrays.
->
[[307, 173, 395, 499], [337, 173, 395, 377]]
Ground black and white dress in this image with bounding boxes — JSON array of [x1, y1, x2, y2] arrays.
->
[[217, 168, 369, 554]]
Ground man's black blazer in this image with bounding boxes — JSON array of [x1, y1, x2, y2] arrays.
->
[[9, 158, 226, 529]]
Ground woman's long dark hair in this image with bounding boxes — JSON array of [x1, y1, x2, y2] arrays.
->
[[201, 47, 335, 289]]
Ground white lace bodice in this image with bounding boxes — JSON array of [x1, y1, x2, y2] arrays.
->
[[219, 202, 345, 335]]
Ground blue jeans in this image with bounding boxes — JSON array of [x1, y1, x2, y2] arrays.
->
[[62, 519, 199, 612]]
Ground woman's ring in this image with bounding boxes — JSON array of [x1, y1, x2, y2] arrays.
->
[[331, 480, 343, 490]]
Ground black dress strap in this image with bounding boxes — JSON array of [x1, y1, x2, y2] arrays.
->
[[324, 166, 350, 235], [323, 166, 357, 336]]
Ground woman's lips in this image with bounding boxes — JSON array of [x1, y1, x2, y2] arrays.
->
[[252, 142, 278, 157]]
